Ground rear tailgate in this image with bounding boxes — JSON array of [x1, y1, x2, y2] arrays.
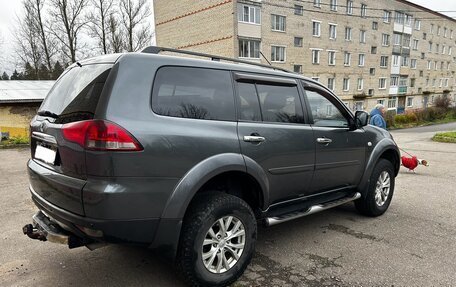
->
[[29, 63, 113, 215]]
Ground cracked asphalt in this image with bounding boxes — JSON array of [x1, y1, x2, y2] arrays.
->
[[1, 122, 455, 286]]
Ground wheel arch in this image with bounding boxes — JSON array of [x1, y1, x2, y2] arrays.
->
[[358, 138, 400, 197]]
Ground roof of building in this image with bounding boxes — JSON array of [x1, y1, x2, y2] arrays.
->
[[398, 0, 456, 23], [0, 81, 54, 104]]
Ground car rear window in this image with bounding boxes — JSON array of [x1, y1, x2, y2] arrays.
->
[[39, 64, 112, 123], [152, 67, 235, 121]]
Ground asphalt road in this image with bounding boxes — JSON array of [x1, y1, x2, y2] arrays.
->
[[1, 123, 455, 287]]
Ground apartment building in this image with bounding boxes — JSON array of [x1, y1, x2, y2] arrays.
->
[[153, 0, 456, 112]]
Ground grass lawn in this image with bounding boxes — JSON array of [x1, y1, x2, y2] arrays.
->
[[432, 131, 456, 143], [0, 137, 30, 149]]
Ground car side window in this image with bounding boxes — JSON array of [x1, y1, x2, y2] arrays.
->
[[256, 84, 304, 123], [152, 67, 235, 121], [236, 81, 304, 124], [305, 89, 349, 128]]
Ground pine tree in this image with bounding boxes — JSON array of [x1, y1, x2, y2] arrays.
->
[[24, 62, 36, 80], [52, 61, 64, 80], [10, 70, 20, 80], [1, 72, 9, 80], [38, 64, 50, 80]]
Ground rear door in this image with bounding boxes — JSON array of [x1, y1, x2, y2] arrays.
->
[[235, 73, 315, 205], [29, 63, 113, 215], [301, 81, 366, 194]]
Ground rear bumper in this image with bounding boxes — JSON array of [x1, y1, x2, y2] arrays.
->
[[30, 185, 159, 244]]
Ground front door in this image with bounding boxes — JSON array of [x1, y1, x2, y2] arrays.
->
[[235, 74, 315, 205], [302, 82, 366, 194]]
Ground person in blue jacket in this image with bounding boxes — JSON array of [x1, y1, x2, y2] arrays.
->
[[370, 104, 387, 129]]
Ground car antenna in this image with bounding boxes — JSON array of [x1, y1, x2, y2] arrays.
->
[[259, 51, 272, 66], [76, 62, 82, 67]]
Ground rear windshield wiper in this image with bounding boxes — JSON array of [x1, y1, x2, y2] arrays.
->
[[37, 110, 59, 119]]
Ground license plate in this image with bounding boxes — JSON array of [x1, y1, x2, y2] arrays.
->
[[35, 145, 56, 165]]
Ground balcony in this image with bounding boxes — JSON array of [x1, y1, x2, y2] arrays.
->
[[398, 86, 408, 94]]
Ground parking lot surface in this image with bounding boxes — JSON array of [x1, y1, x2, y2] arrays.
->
[[1, 123, 455, 286]]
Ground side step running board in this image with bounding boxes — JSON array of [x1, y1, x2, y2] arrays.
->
[[265, 192, 361, 226]]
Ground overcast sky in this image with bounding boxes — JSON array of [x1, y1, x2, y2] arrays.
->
[[1, 0, 456, 74]]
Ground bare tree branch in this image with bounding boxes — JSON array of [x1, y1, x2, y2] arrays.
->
[[119, 0, 152, 52], [86, 0, 114, 54]]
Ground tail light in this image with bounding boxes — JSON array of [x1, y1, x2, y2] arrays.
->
[[62, 120, 143, 151]]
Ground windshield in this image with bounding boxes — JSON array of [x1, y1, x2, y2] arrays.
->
[[39, 64, 112, 121]]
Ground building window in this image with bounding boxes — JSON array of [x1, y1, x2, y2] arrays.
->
[[428, 41, 433, 52], [329, 24, 337, 40], [410, 78, 416, 87], [330, 0, 338, 11], [271, 46, 286, 62], [449, 47, 453, 55], [358, 54, 365, 66], [380, 56, 389, 67], [430, 24, 434, 34], [370, 68, 376, 75], [294, 5, 303, 15], [421, 52, 425, 59], [392, 55, 399, 66], [390, 76, 399, 87], [328, 51, 336, 65], [357, 78, 364, 90], [382, 34, 390, 46], [344, 52, 351, 66], [423, 33, 427, 40], [327, 78, 335, 91], [354, 101, 364, 111], [359, 30, 366, 43], [444, 27, 448, 37], [294, 37, 303, 47], [383, 10, 391, 23], [379, 78, 387, 89], [414, 19, 421, 30], [412, 39, 419, 50], [239, 39, 260, 58], [371, 46, 377, 54], [271, 14, 286, 32], [401, 56, 409, 67], [419, 70, 424, 77], [346, 0, 353, 15], [238, 4, 261, 24], [377, 99, 385, 105], [403, 34, 411, 47], [343, 78, 350, 91], [407, 97, 413, 107], [314, 0, 321, 8], [361, 4, 367, 18], [411, 59, 417, 69], [312, 21, 321, 37], [436, 44, 439, 54], [388, 97, 397, 109], [311, 49, 321, 64], [395, 11, 404, 24], [368, 89, 374, 96], [404, 14, 412, 26], [294, 65, 302, 73], [437, 26, 441, 36], [427, 60, 432, 70], [372, 21, 378, 30], [345, 27, 352, 41], [393, 33, 401, 46]]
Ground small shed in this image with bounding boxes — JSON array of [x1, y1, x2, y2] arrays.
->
[[0, 81, 54, 138]]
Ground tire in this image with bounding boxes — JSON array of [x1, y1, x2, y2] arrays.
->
[[355, 159, 395, 217], [177, 192, 257, 287]]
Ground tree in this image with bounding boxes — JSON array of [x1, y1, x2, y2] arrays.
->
[[38, 64, 51, 80], [2, 72, 10, 80], [14, 0, 42, 79], [48, 0, 88, 63], [30, 0, 57, 73], [87, 0, 114, 54], [52, 61, 65, 79], [24, 62, 37, 80], [119, 0, 152, 52], [108, 13, 124, 53], [10, 70, 20, 80]]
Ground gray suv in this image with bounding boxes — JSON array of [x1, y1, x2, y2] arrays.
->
[[23, 47, 400, 287]]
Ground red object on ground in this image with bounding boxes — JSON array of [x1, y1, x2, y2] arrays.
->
[[401, 156, 419, 171]]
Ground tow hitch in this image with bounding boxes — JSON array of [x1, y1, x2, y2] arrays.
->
[[22, 211, 91, 249]]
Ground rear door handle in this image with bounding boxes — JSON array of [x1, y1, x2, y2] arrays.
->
[[316, 137, 332, 145], [243, 135, 266, 143]]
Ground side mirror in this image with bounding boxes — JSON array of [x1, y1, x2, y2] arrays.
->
[[354, 111, 369, 128]]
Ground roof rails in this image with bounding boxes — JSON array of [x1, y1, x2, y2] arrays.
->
[[141, 46, 292, 74]]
